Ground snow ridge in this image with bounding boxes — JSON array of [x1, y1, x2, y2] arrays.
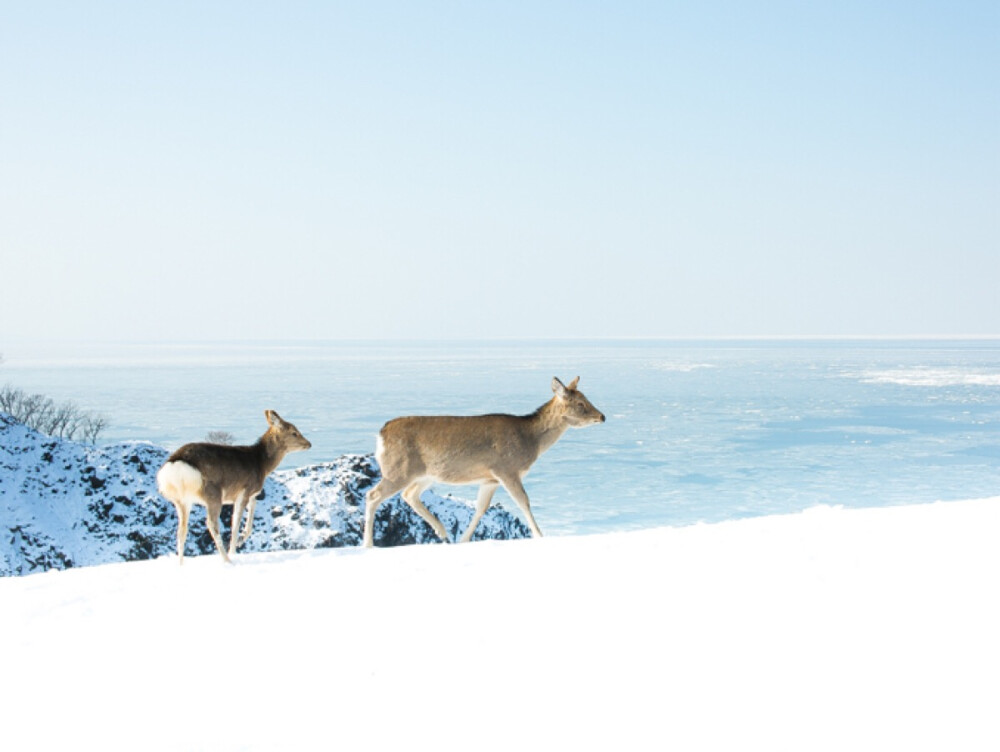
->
[[0, 413, 529, 576]]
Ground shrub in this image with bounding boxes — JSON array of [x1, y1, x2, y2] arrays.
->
[[0, 385, 107, 443]]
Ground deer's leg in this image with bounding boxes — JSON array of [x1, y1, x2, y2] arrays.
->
[[173, 500, 190, 564], [363, 477, 405, 547], [239, 489, 260, 545], [203, 491, 231, 563], [498, 475, 543, 538], [460, 481, 499, 543], [401, 480, 450, 543], [229, 493, 247, 558]]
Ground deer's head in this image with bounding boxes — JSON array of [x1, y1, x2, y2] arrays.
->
[[264, 409, 313, 452], [552, 377, 606, 427]]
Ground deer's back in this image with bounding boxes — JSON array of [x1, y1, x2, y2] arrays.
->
[[168, 442, 266, 491], [378, 414, 537, 483]]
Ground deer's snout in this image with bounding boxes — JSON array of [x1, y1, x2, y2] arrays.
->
[[600, 413, 606, 423]]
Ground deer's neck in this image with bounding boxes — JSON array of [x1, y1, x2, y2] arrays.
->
[[254, 432, 287, 477], [527, 398, 570, 456]]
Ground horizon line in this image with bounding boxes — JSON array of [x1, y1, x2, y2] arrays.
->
[[4, 333, 1000, 348]]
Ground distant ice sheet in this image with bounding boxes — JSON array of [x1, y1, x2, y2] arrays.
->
[[5, 339, 1000, 535], [860, 368, 1000, 387]]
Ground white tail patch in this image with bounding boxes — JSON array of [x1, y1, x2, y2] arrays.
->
[[156, 460, 204, 505]]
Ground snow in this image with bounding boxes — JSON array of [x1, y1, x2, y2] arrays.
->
[[4, 497, 1000, 751], [860, 368, 1000, 387]]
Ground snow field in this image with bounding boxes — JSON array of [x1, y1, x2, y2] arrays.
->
[[3, 498, 1000, 751]]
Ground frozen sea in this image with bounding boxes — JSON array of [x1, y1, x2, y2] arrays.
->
[[2, 339, 999, 536]]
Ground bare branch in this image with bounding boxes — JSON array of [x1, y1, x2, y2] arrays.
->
[[81, 415, 107, 444], [0, 384, 106, 443]]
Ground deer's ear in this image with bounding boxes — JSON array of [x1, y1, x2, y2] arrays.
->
[[265, 409, 282, 426], [567, 376, 580, 391], [552, 377, 568, 397]]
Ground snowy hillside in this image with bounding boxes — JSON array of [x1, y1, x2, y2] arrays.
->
[[3, 497, 999, 751], [0, 413, 528, 576]]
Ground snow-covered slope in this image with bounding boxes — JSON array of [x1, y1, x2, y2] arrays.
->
[[3, 497, 999, 751], [0, 413, 528, 575]]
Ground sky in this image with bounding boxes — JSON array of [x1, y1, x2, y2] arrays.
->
[[1, 1, 997, 342]]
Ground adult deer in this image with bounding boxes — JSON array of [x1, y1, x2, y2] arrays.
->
[[363, 377, 605, 547], [156, 410, 311, 563]]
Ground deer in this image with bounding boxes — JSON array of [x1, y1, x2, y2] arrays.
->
[[363, 376, 605, 548], [156, 410, 311, 563]]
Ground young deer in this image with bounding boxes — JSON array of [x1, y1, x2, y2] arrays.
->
[[156, 410, 311, 563], [363, 377, 605, 547]]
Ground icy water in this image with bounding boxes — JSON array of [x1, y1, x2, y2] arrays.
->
[[3, 339, 999, 536]]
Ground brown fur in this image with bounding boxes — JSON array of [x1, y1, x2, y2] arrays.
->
[[157, 409, 311, 563], [363, 377, 605, 546]]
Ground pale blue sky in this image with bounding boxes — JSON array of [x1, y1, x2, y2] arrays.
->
[[1, 1, 997, 341]]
